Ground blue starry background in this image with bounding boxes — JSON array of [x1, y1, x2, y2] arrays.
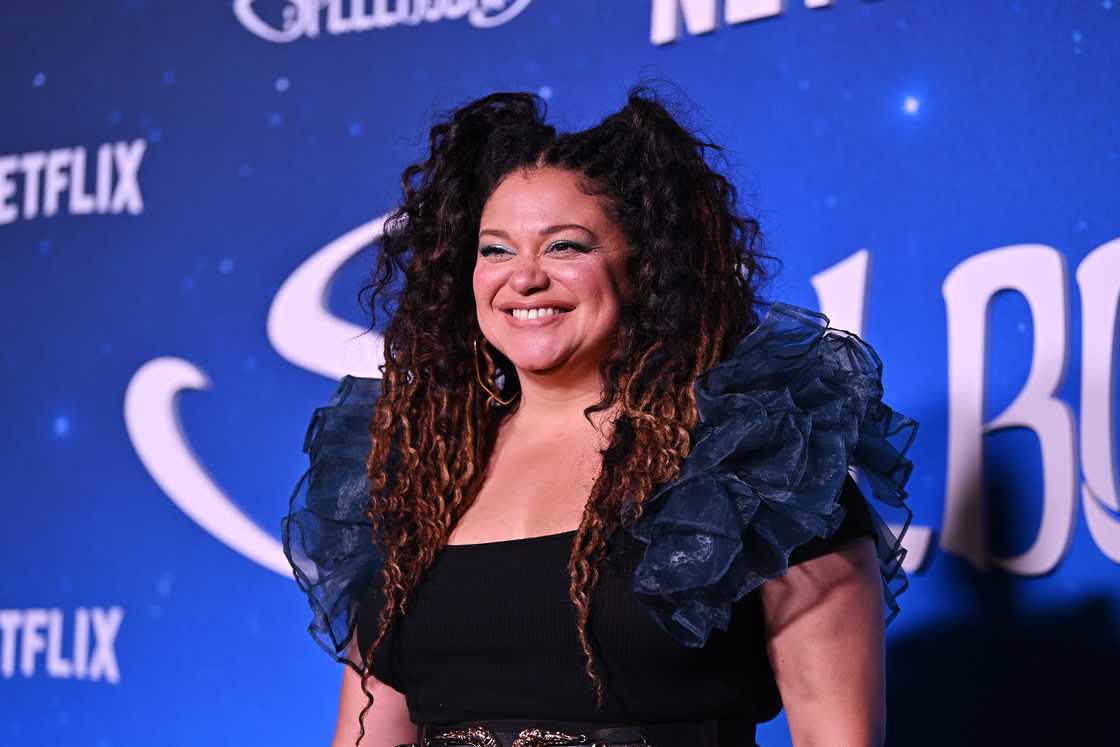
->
[[1, 1, 1118, 745]]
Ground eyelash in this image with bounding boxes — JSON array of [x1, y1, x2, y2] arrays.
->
[[479, 240, 593, 257]]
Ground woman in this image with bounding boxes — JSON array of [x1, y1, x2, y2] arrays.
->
[[282, 86, 917, 747]]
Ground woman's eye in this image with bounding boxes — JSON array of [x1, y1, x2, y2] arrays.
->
[[480, 241, 590, 257], [548, 240, 591, 254]]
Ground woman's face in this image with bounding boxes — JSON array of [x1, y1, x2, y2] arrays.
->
[[473, 167, 631, 378]]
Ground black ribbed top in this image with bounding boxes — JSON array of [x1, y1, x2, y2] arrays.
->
[[356, 474, 875, 725]]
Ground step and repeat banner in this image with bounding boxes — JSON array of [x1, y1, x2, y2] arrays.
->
[[2, 1, 1118, 745]]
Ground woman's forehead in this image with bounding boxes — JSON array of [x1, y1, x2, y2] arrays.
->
[[482, 167, 612, 229]]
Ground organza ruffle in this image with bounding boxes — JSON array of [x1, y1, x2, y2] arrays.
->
[[284, 302, 918, 661], [280, 375, 383, 674], [623, 301, 918, 648]]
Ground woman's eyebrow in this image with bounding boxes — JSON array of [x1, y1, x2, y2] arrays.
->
[[479, 224, 599, 241], [478, 228, 512, 241], [541, 223, 597, 238]]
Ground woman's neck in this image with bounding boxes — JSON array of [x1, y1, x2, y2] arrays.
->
[[505, 373, 618, 440]]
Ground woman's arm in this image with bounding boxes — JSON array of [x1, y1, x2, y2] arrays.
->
[[332, 662, 415, 747], [759, 535, 886, 747]]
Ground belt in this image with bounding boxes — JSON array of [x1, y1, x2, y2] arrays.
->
[[397, 717, 759, 747]]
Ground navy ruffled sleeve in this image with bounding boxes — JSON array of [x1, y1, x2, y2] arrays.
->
[[787, 472, 876, 566], [623, 301, 918, 648], [281, 375, 384, 673]]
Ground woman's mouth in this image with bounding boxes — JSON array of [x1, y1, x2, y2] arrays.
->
[[502, 307, 573, 325]]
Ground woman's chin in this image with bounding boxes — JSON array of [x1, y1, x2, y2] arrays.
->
[[503, 348, 574, 375], [510, 357, 568, 374]]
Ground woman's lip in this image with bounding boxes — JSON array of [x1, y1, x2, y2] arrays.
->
[[501, 309, 572, 326]]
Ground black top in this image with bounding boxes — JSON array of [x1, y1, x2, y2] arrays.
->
[[355, 473, 876, 726]]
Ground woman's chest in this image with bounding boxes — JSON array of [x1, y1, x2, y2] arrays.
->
[[447, 435, 604, 543], [362, 531, 777, 721]]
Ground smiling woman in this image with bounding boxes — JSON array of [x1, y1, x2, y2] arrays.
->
[[474, 168, 632, 385], [281, 84, 917, 747]]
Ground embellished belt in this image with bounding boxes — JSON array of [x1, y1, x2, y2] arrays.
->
[[397, 718, 759, 747]]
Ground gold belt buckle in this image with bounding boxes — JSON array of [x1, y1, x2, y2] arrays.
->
[[399, 723, 610, 747]]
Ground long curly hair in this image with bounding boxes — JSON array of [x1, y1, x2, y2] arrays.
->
[[353, 84, 779, 743]]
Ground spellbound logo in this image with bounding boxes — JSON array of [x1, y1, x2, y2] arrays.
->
[[125, 223, 1120, 580], [233, 0, 534, 43]]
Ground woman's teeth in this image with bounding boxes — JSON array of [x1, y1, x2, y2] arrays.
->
[[509, 307, 568, 320]]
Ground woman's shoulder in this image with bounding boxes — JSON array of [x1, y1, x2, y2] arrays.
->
[[280, 302, 921, 661], [281, 375, 384, 674], [621, 300, 919, 648]]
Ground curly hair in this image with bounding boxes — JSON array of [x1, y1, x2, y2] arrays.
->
[[352, 83, 779, 744]]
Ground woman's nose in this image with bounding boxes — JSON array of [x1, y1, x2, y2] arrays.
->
[[507, 253, 549, 293]]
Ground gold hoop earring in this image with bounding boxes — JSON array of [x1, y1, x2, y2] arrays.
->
[[473, 337, 519, 406]]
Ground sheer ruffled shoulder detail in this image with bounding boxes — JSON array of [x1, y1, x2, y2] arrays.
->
[[281, 375, 383, 673], [623, 301, 918, 648]]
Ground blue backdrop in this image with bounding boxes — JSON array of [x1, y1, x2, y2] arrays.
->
[[2, 1, 1118, 745]]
